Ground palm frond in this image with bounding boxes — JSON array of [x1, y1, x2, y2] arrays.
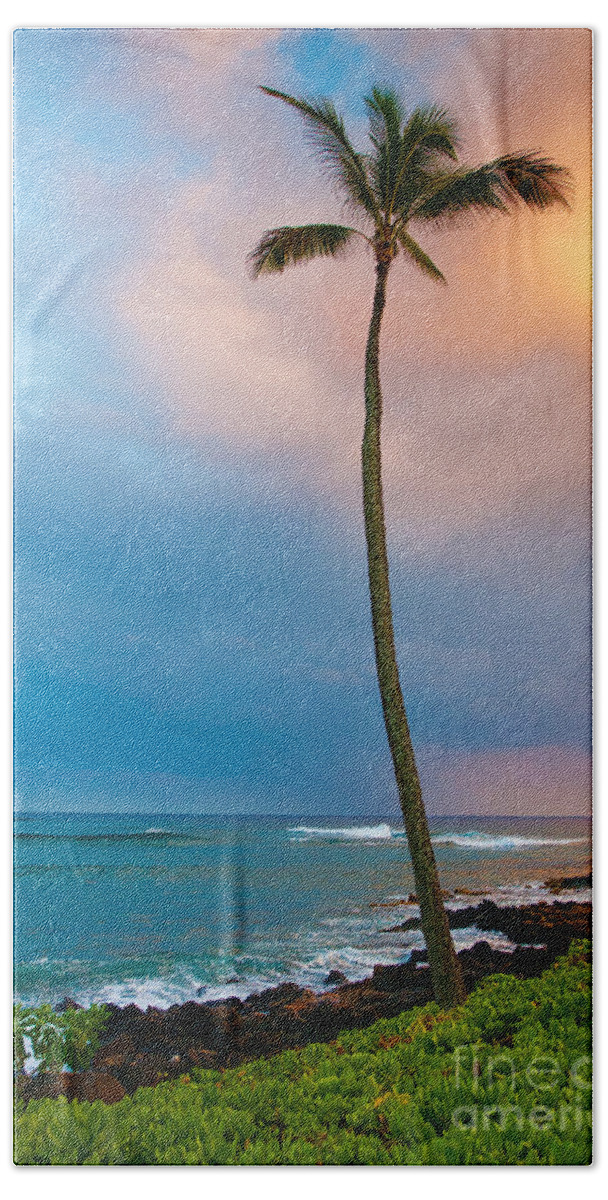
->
[[248, 223, 358, 277], [396, 230, 445, 282], [390, 106, 459, 218], [365, 87, 404, 162], [364, 87, 404, 212], [412, 165, 509, 221], [260, 87, 379, 221], [400, 106, 458, 163], [491, 154, 572, 209], [412, 154, 571, 223], [363, 95, 459, 217]]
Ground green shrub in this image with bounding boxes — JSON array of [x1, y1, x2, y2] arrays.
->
[[14, 1003, 109, 1074], [14, 942, 592, 1166]]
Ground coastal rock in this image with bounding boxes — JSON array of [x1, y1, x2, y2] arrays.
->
[[449, 899, 591, 955], [255, 983, 312, 1008], [324, 970, 348, 987], [91, 900, 588, 1090], [371, 961, 431, 993], [93, 1033, 136, 1070], [114, 1051, 185, 1094], [545, 873, 592, 894], [508, 944, 553, 977], [66, 1072, 126, 1104], [408, 949, 428, 965], [186, 1046, 218, 1068], [168, 1000, 219, 1039], [16, 1072, 71, 1103], [385, 898, 591, 952]]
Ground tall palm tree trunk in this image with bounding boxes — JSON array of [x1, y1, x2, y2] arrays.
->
[[362, 259, 466, 1007]]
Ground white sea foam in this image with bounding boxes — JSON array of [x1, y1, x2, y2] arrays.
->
[[485, 881, 591, 906], [288, 825, 587, 852], [292, 942, 423, 987], [23, 1036, 41, 1076], [289, 823, 395, 841], [450, 926, 518, 954], [71, 970, 213, 1011], [67, 924, 522, 1007], [431, 832, 587, 851]]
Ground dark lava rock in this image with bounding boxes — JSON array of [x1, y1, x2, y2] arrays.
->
[[372, 961, 422, 992], [465, 939, 495, 962], [66, 1071, 126, 1104], [545, 873, 592, 893], [255, 983, 311, 1008], [113, 1051, 185, 1094], [386, 898, 591, 950], [324, 970, 348, 987], [167, 999, 217, 1038], [16, 1068, 124, 1107], [186, 1045, 218, 1069], [206, 996, 244, 1011], [408, 949, 428, 965], [16, 1072, 71, 1104], [93, 1033, 136, 1071], [448, 899, 591, 956]]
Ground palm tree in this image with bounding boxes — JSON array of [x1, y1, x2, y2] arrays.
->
[[250, 85, 570, 1007]]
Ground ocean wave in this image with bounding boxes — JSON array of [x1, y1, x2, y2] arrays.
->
[[289, 823, 397, 842], [15, 922, 526, 1010], [448, 880, 592, 907], [292, 941, 423, 985], [288, 825, 588, 852], [449, 926, 518, 954], [73, 971, 212, 1011], [431, 832, 587, 851]]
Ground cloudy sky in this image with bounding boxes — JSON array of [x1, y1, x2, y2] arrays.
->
[[13, 28, 591, 815]]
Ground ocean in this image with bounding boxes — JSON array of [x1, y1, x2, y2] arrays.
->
[[14, 812, 591, 1010]]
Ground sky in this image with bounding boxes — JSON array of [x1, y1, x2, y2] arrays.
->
[[13, 27, 592, 816]]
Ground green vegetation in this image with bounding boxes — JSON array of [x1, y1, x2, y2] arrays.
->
[[15, 944, 591, 1165], [14, 1003, 109, 1075], [250, 86, 570, 1006]]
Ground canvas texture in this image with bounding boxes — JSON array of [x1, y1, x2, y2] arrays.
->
[[13, 28, 592, 1166]]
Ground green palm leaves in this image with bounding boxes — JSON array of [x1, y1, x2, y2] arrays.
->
[[394, 230, 445, 282], [249, 223, 358, 277], [260, 87, 380, 221], [251, 85, 570, 279], [365, 88, 458, 220], [413, 154, 571, 222]]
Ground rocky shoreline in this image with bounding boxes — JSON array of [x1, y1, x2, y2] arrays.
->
[[17, 883, 591, 1107]]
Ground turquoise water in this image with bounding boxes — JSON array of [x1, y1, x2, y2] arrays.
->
[[14, 813, 591, 1009]]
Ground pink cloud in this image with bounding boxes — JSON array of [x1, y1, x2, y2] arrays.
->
[[419, 745, 591, 816]]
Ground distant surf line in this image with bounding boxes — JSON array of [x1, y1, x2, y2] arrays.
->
[[288, 825, 587, 850]]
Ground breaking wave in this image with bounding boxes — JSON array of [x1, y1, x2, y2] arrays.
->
[[430, 832, 587, 851], [289, 823, 397, 842], [288, 825, 587, 853]]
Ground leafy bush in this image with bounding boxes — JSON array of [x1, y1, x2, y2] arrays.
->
[[14, 943, 592, 1166], [14, 1003, 109, 1075]]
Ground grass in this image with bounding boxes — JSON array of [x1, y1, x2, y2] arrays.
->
[[14, 941, 592, 1165]]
